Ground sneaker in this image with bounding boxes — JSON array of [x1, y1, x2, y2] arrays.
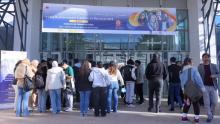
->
[[65, 108, 73, 112], [194, 118, 199, 123], [181, 117, 189, 121], [206, 116, 213, 123], [156, 109, 162, 113]]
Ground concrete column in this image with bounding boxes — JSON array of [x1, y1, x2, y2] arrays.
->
[[187, 0, 217, 65], [187, 0, 201, 66], [13, 0, 42, 60]]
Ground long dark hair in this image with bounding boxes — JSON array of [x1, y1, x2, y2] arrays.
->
[[79, 60, 91, 77], [181, 57, 192, 71]]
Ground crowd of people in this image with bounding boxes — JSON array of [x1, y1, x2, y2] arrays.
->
[[12, 53, 219, 124]]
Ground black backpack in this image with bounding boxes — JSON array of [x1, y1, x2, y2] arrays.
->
[[33, 74, 45, 89], [121, 65, 135, 81]]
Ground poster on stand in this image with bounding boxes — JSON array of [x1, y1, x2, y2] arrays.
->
[[0, 51, 27, 109]]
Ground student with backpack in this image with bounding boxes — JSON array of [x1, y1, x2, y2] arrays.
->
[[121, 59, 136, 107]]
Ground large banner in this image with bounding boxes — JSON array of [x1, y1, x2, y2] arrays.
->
[[0, 51, 27, 109], [42, 3, 177, 35]]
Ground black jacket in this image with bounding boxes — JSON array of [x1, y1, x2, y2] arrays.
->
[[168, 64, 181, 83], [145, 59, 167, 80], [78, 70, 92, 91]]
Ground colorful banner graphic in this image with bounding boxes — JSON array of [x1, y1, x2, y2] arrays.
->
[[42, 3, 177, 35], [0, 51, 27, 109]]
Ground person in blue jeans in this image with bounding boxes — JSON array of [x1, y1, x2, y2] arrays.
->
[[16, 88, 31, 117], [45, 61, 65, 114], [107, 61, 124, 113], [35, 61, 48, 113], [78, 60, 92, 116], [168, 57, 182, 111], [14, 59, 35, 117]]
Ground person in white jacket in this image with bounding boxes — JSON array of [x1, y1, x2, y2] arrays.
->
[[89, 61, 109, 117], [106, 61, 124, 113], [45, 61, 65, 114]]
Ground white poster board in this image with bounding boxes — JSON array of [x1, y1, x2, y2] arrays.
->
[[0, 51, 27, 109]]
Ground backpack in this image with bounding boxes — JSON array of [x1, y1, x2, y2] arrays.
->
[[184, 68, 203, 102], [122, 65, 135, 81], [33, 74, 45, 89]]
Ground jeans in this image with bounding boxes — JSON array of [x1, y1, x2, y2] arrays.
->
[[49, 89, 61, 114], [62, 89, 73, 109], [12, 85, 18, 111], [93, 87, 107, 116], [37, 89, 47, 112], [169, 83, 182, 109], [125, 82, 135, 104], [79, 91, 91, 114], [107, 81, 119, 112], [148, 79, 163, 111], [16, 87, 30, 117], [203, 86, 219, 118]]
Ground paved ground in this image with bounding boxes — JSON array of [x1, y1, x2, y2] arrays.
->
[[0, 99, 220, 124]]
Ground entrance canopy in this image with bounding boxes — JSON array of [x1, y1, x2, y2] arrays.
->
[[42, 3, 177, 35]]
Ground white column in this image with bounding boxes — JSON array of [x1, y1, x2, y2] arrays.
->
[[187, 0, 217, 65]]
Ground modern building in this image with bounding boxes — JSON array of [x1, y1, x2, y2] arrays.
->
[[0, 0, 218, 67], [0, 0, 210, 67], [0, 0, 220, 106]]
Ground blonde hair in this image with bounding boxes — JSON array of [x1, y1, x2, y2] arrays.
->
[[22, 58, 30, 65]]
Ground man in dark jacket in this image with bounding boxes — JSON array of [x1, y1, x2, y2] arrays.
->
[[168, 57, 182, 111], [145, 53, 167, 113], [121, 59, 136, 107]]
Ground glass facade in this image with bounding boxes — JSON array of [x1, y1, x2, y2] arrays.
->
[[40, 9, 189, 66]]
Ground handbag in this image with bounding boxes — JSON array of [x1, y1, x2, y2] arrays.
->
[[184, 68, 203, 102], [12, 78, 17, 85], [23, 66, 34, 92]]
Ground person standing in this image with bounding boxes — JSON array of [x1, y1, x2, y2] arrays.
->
[[29, 60, 39, 111], [35, 61, 48, 113], [78, 60, 92, 117], [145, 53, 167, 113], [14, 59, 35, 117], [45, 61, 65, 114], [106, 61, 124, 113], [61, 60, 75, 112], [132, 60, 145, 104], [198, 53, 220, 122], [121, 59, 136, 107], [12, 60, 22, 111], [180, 57, 205, 124], [89, 61, 109, 117], [168, 57, 182, 111]]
